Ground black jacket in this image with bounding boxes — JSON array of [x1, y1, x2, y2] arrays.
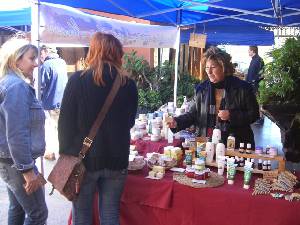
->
[[246, 54, 264, 83], [58, 65, 138, 171], [174, 76, 259, 147]]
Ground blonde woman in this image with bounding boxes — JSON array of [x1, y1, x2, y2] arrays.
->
[[0, 37, 48, 225]]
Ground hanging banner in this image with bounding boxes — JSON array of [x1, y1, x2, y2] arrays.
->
[[38, 2, 179, 48]]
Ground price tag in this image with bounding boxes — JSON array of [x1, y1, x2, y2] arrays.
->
[[263, 170, 278, 181]]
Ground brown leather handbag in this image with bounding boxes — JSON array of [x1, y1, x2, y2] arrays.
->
[[47, 75, 121, 201]]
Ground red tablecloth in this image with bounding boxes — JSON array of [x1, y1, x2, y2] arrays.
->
[[119, 169, 300, 225], [69, 168, 300, 225]]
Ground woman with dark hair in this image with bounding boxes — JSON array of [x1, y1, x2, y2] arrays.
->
[[168, 46, 259, 147], [0, 37, 48, 225], [58, 32, 138, 225]]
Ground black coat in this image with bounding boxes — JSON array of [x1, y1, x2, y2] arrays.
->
[[175, 76, 259, 147], [246, 54, 264, 83], [58, 65, 138, 171]]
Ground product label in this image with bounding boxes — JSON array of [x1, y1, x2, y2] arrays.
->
[[227, 139, 235, 150]]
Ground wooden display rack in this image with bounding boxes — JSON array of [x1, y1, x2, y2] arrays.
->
[[225, 150, 285, 172], [192, 137, 286, 174], [205, 150, 285, 175]]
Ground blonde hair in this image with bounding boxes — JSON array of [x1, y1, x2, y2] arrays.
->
[[83, 32, 125, 86], [0, 37, 38, 80]]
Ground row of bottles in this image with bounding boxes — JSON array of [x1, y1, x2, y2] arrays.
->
[[205, 137, 225, 163]]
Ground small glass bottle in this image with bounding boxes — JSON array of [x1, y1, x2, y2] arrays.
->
[[239, 157, 245, 167], [265, 145, 270, 155], [246, 143, 252, 154], [257, 159, 263, 170], [234, 156, 240, 167], [251, 158, 255, 169], [227, 133, 235, 151], [267, 160, 272, 171], [239, 143, 245, 153], [262, 160, 268, 171]]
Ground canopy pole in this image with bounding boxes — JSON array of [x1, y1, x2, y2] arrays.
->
[[31, 0, 45, 179], [173, 27, 180, 108]]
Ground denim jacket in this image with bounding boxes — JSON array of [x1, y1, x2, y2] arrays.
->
[[0, 73, 45, 171]]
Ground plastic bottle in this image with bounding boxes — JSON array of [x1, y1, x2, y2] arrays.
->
[[227, 133, 236, 151], [205, 137, 215, 163], [216, 140, 226, 162], [167, 128, 174, 144], [212, 126, 221, 145], [181, 96, 189, 113], [147, 119, 152, 134]]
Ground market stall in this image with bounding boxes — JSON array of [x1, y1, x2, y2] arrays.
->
[[66, 111, 300, 225]]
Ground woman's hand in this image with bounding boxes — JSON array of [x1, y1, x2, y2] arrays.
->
[[218, 110, 230, 121], [166, 117, 177, 128], [22, 170, 44, 195]]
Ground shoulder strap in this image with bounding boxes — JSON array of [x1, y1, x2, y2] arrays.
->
[[79, 75, 121, 159]]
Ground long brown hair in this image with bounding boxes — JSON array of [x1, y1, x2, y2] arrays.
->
[[201, 46, 235, 78], [83, 32, 125, 86]]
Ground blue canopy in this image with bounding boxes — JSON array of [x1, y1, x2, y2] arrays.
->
[[181, 20, 275, 46], [0, 0, 31, 26], [40, 0, 300, 27]]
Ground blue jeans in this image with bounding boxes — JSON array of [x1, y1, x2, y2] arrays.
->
[[72, 168, 127, 225], [0, 162, 48, 225]]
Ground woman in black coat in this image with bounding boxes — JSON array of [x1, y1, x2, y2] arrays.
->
[[168, 47, 259, 148]]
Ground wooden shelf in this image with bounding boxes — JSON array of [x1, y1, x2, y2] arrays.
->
[[189, 142, 286, 173], [205, 161, 279, 175], [225, 150, 285, 172]]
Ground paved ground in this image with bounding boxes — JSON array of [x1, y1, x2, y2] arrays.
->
[[0, 157, 71, 225], [0, 117, 299, 224]]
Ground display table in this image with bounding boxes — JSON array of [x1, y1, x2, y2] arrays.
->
[[69, 168, 300, 225]]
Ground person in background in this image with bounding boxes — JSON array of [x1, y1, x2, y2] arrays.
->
[[167, 46, 259, 148], [246, 46, 265, 125], [0, 37, 48, 225], [40, 45, 68, 160], [246, 46, 264, 92], [58, 32, 138, 225]]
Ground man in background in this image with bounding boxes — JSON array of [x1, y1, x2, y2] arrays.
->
[[247, 46, 265, 124], [40, 45, 68, 160], [246, 46, 264, 93]]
